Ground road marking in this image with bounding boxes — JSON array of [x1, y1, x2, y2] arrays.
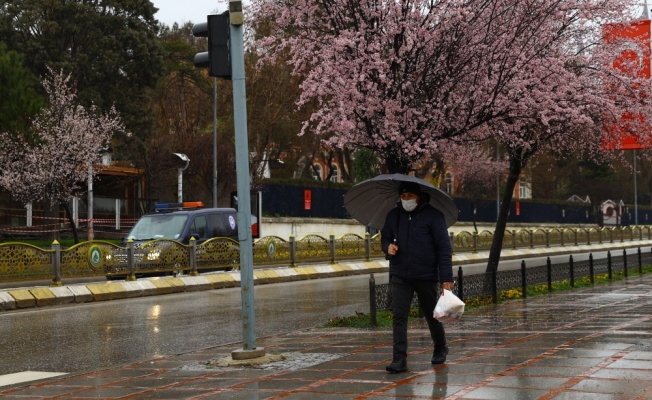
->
[[0, 371, 67, 387]]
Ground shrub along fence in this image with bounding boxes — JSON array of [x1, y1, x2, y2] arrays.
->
[[369, 246, 651, 325]]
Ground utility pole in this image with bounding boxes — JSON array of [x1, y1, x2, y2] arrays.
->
[[192, 1, 262, 360], [229, 0, 264, 360]]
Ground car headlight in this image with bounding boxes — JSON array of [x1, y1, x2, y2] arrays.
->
[[147, 251, 161, 261]]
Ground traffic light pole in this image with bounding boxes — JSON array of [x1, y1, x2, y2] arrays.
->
[[213, 77, 218, 208], [229, 5, 264, 360], [192, 1, 261, 360]]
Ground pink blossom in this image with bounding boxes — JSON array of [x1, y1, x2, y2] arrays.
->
[[251, 0, 649, 172], [0, 68, 126, 206]]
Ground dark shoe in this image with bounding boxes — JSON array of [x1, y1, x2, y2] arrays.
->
[[431, 345, 449, 364], [386, 355, 407, 373]]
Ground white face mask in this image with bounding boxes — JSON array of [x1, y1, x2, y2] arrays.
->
[[401, 198, 418, 212]]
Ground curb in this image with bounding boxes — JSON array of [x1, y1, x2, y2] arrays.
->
[[0, 261, 388, 311]]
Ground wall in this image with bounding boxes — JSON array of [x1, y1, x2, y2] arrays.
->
[[260, 217, 366, 239], [259, 217, 557, 241]]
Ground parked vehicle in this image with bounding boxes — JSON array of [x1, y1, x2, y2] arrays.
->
[[107, 202, 257, 278], [122, 202, 239, 245]]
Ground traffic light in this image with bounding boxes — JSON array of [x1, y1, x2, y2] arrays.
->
[[192, 12, 231, 79]]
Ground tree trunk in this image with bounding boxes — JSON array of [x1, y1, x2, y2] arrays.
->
[[60, 202, 79, 244], [41, 199, 59, 242], [485, 155, 522, 273], [385, 152, 411, 174]]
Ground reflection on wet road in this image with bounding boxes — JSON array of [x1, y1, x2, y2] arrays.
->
[[0, 274, 384, 375]]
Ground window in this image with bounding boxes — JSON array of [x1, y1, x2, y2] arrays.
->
[[330, 165, 339, 183], [190, 216, 208, 240], [519, 181, 530, 199], [445, 172, 453, 194], [209, 214, 227, 237], [312, 164, 322, 180], [128, 214, 188, 240]]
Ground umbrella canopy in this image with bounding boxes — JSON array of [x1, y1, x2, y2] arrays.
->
[[344, 173, 458, 230]]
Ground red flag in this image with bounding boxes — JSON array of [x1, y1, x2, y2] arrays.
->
[[602, 20, 651, 150]]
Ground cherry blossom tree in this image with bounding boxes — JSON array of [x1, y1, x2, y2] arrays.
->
[[0, 68, 125, 242], [478, 12, 652, 273], [252, 0, 652, 273], [250, 0, 648, 173], [444, 143, 506, 233]]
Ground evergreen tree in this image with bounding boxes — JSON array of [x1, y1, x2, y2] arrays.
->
[[0, 0, 164, 160], [0, 43, 44, 134]]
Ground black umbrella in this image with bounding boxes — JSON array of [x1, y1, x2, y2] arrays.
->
[[343, 173, 458, 230]]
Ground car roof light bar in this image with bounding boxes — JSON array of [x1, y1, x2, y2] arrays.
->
[[154, 201, 205, 211]]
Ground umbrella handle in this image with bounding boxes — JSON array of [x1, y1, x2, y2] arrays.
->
[[385, 238, 397, 260]]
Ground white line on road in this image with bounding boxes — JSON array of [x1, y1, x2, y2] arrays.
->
[[0, 371, 67, 387]]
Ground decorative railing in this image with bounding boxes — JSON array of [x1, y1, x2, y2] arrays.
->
[[369, 246, 651, 325], [1, 226, 651, 285], [0, 243, 53, 281]]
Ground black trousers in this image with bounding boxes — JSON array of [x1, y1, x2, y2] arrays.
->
[[391, 276, 446, 357]]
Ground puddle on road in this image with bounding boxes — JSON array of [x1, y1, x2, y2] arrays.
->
[[182, 352, 342, 371]]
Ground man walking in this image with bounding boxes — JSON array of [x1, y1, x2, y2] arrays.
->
[[381, 181, 454, 373]]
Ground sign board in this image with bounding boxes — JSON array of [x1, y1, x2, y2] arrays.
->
[[88, 245, 104, 269], [304, 189, 312, 210], [602, 20, 652, 150]]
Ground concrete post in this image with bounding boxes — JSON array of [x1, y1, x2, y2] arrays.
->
[[329, 234, 336, 264], [289, 235, 296, 267], [126, 239, 136, 281], [189, 237, 199, 276], [364, 232, 371, 262], [50, 240, 62, 287]]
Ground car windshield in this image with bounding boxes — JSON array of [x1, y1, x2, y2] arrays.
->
[[127, 214, 189, 241]]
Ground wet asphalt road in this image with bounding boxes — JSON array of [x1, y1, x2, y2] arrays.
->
[[0, 274, 385, 376]]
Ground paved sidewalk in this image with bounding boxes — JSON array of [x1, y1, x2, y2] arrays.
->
[[2, 274, 652, 399]]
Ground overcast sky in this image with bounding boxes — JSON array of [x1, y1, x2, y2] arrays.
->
[[150, 1, 650, 27], [150, 0, 228, 27]]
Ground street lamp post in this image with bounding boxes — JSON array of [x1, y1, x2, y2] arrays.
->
[[87, 165, 94, 241], [173, 153, 190, 203]]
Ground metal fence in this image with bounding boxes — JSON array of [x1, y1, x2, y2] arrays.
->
[[0, 233, 380, 284], [369, 247, 651, 324], [1, 226, 651, 285]]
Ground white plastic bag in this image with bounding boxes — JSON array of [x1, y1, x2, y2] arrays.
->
[[433, 289, 465, 322]]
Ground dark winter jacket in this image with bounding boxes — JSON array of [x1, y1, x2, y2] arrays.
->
[[381, 202, 453, 283]]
